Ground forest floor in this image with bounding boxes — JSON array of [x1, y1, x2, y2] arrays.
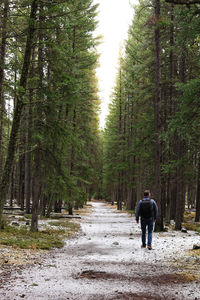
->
[[0, 201, 200, 300]]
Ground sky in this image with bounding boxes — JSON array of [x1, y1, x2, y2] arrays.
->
[[94, 0, 138, 128]]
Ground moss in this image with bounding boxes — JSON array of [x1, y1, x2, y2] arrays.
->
[[0, 220, 80, 250], [24, 214, 32, 220]]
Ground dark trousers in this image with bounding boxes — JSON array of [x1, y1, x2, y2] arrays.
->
[[141, 217, 154, 247]]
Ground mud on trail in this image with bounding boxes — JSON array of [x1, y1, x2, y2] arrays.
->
[[0, 201, 200, 300]]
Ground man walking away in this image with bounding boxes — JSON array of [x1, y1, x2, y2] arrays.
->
[[136, 190, 158, 250]]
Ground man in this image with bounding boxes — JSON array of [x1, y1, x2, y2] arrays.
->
[[136, 190, 158, 250]]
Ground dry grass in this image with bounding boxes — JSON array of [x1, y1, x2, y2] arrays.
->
[[0, 219, 80, 250], [173, 272, 200, 283], [182, 210, 200, 234], [182, 222, 200, 233], [184, 211, 196, 222], [74, 206, 92, 216], [0, 209, 82, 273], [0, 245, 44, 266], [187, 248, 200, 257]]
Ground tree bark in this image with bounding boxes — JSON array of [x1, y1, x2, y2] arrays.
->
[[195, 155, 200, 222], [127, 187, 137, 210], [175, 49, 186, 230], [31, 1, 44, 232], [154, 0, 164, 231], [25, 48, 35, 214], [167, 4, 176, 223], [25, 82, 33, 214], [0, 0, 9, 178], [117, 68, 122, 211], [68, 26, 77, 216], [31, 148, 41, 232], [9, 167, 14, 207], [18, 109, 26, 211], [68, 108, 76, 215], [40, 193, 47, 216], [46, 194, 54, 218], [0, 0, 38, 227]]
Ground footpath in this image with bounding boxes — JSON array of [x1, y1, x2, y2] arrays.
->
[[0, 201, 200, 300]]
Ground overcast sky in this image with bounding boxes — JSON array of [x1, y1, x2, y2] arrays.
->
[[94, 0, 138, 128]]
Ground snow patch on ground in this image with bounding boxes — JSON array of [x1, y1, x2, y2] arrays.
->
[[0, 201, 200, 300]]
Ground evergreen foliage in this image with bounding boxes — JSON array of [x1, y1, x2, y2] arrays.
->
[[0, 0, 102, 231], [103, 0, 200, 229], [1, 0, 200, 232]]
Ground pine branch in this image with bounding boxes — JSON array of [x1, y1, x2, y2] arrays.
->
[[165, 0, 200, 5]]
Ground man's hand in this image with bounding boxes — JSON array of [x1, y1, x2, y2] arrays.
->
[[136, 220, 139, 224]]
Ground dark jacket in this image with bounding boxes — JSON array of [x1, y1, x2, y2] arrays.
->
[[136, 197, 158, 221]]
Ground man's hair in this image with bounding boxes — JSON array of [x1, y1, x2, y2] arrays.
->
[[144, 190, 150, 197]]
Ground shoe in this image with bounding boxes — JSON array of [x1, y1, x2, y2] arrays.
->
[[141, 245, 146, 248], [147, 246, 152, 250]]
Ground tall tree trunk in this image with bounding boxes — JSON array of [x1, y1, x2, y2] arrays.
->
[[69, 108, 76, 215], [0, 0, 9, 179], [9, 167, 14, 207], [136, 159, 142, 201], [46, 194, 54, 218], [175, 139, 185, 230], [54, 198, 62, 213], [195, 154, 200, 222], [0, 0, 38, 227], [18, 109, 26, 211], [170, 183, 177, 220], [154, 0, 163, 231], [25, 87, 33, 214], [127, 186, 137, 211], [169, 4, 174, 117], [40, 193, 47, 217], [117, 68, 122, 210], [25, 49, 35, 214], [31, 149, 41, 232], [175, 49, 186, 230], [31, 2, 44, 232], [68, 26, 77, 216]]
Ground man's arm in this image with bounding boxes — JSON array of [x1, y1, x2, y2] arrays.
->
[[153, 200, 158, 221]]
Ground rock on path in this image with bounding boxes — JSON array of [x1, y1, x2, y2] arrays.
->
[[0, 201, 200, 300]]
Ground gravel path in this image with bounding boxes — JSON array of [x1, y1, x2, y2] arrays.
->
[[0, 201, 200, 300]]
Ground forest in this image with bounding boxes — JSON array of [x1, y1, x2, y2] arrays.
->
[[0, 0, 200, 234], [0, 0, 102, 232], [103, 0, 200, 231]]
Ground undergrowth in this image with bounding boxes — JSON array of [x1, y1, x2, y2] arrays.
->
[[182, 211, 200, 233], [175, 272, 200, 282], [184, 211, 196, 222], [182, 222, 200, 233], [0, 220, 80, 250], [126, 209, 135, 215], [188, 249, 200, 257]]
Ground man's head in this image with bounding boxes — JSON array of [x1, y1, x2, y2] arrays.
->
[[144, 189, 151, 198]]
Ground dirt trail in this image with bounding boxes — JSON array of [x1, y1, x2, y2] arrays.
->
[[0, 201, 200, 300]]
